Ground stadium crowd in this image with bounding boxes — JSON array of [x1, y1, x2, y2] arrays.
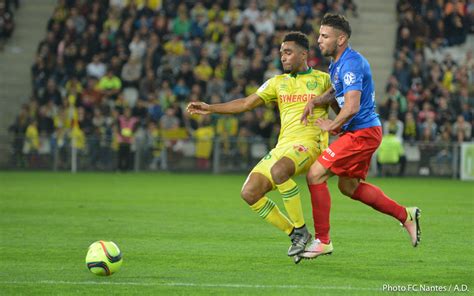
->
[[7, 0, 472, 171], [380, 0, 473, 144], [0, 0, 18, 51]]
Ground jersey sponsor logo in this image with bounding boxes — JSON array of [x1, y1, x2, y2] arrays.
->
[[325, 147, 336, 157], [343, 72, 356, 86], [306, 80, 318, 90], [280, 93, 316, 103], [257, 80, 270, 92], [279, 84, 288, 90]]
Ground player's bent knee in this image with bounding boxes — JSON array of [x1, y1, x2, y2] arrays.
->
[[307, 164, 326, 184], [240, 187, 260, 205], [270, 165, 289, 184]]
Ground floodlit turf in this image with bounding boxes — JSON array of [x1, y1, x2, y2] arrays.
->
[[0, 172, 472, 295]]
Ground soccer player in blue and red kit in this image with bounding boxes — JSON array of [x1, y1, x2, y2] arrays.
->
[[299, 13, 421, 261]]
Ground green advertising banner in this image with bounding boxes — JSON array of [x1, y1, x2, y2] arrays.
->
[[461, 143, 474, 181]]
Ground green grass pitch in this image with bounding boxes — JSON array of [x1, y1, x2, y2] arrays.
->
[[0, 172, 472, 295]]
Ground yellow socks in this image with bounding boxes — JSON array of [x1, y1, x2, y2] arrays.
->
[[276, 179, 305, 228], [250, 196, 294, 235]]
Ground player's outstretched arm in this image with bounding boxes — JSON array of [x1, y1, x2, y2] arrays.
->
[[300, 88, 335, 125], [187, 94, 264, 116]]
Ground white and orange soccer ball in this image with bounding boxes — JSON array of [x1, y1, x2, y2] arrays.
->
[[85, 240, 123, 276]]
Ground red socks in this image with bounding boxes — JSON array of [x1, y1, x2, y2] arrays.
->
[[351, 182, 407, 223], [308, 181, 407, 244], [308, 183, 331, 244]]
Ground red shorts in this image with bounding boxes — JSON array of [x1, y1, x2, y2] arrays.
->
[[318, 126, 382, 179]]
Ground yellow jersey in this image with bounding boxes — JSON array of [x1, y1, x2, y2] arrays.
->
[[256, 68, 331, 146]]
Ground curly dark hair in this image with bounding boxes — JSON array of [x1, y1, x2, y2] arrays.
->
[[283, 31, 310, 51], [321, 13, 352, 38]]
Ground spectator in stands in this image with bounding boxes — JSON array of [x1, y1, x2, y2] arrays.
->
[[194, 58, 214, 90], [420, 113, 438, 142], [392, 60, 411, 94], [81, 77, 102, 108], [215, 101, 239, 156], [172, 8, 191, 39], [436, 96, 456, 126], [121, 56, 142, 88], [87, 54, 106, 79], [277, 2, 297, 29], [145, 120, 162, 170], [444, 6, 468, 45], [160, 107, 180, 131], [382, 84, 408, 120], [242, 0, 260, 25], [0, 2, 15, 51], [254, 10, 275, 36], [129, 32, 147, 59], [403, 112, 418, 143], [9, 105, 29, 167], [205, 75, 225, 100], [117, 107, 138, 171], [96, 68, 122, 101], [235, 20, 257, 50], [158, 80, 176, 110], [384, 113, 405, 141], [452, 114, 472, 142], [40, 78, 63, 106], [173, 78, 190, 102], [194, 115, 215, 170], [139, 69, 159, 99], [24, 120, 40, 164]]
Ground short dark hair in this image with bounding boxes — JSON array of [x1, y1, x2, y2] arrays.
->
[[321, 13, 351, 38], [283, 31, 310, 51]]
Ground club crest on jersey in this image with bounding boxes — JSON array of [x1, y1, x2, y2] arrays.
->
[[293, 144, 308, 153], [306, 80, 318, 90], [343, 72, 356, 86]]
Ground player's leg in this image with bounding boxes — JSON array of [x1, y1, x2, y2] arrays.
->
[[270, 157, 311, 256], [338, 176, 406, 221], [338, 177, 421, 247], [241, 172, 294, 235], [298, 160, 335, 260], [271, 157, 304, 228], [306, 160, 334, 244]]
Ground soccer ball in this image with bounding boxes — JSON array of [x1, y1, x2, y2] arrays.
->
[[85, 241, 123, 276]]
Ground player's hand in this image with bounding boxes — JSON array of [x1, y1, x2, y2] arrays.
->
[[187, 101, 211, 115], [300, 100, 316, 125], [315, 118, 340, 135]]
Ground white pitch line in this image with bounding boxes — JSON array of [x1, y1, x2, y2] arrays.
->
[[0, 280, 378, 291]]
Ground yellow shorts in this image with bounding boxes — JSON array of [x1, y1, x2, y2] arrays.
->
[[250, 140, 326, 188]]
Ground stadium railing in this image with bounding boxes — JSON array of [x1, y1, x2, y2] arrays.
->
[[2, 134, 473, 180]]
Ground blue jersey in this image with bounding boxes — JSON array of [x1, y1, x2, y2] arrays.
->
[[329, 47, 381, 131]]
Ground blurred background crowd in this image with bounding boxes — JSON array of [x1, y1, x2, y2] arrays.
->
[[381, 0, 473, 145], [6, 0, 473, 172], [0, 0, 17, 50]]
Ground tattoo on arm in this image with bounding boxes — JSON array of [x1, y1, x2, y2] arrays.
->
[[315, 88, 335, 105]]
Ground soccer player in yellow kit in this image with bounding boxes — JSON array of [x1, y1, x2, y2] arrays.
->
[[187, 32, 332, 256]]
